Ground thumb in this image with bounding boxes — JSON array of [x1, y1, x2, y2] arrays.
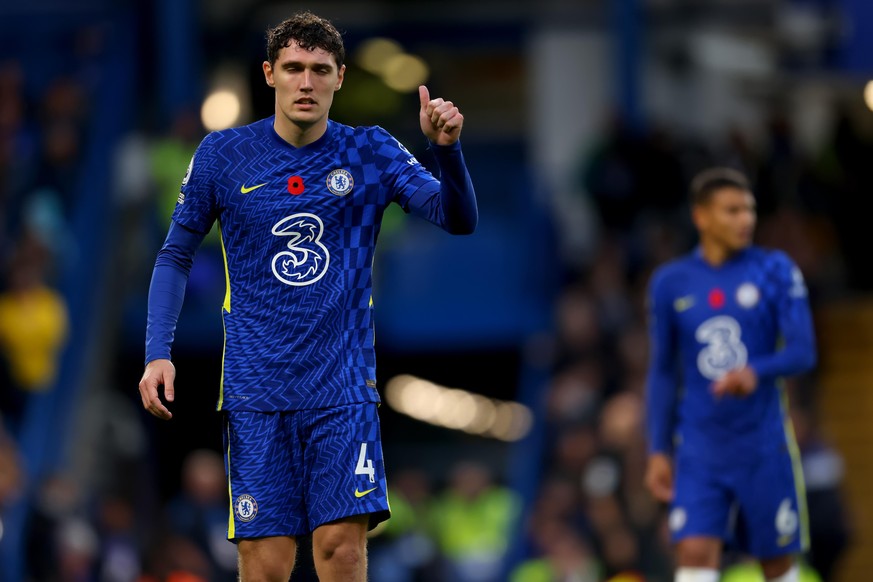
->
[[418, 85, 430, 109], [164, 374, 175, 402]]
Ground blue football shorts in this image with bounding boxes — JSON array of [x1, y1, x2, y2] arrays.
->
[[223, 402, 391, 541], [668, 447, 808, 559]]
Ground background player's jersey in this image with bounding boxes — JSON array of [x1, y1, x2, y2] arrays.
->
[[645, 245, 817, 462], [173, 118, 455, 411]]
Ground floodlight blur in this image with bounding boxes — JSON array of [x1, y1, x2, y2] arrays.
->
[[356, 37, 404, 75], [201, 89, 241, 131], [382, 53, 429, 92], [865, 80, 873, 113], [384, 374, 532, 441]]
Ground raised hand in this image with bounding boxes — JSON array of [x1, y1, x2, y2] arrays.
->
[[419, 85, 463, 146]]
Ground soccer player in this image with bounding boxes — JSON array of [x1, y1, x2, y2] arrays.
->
[[137, 11, 477, 582], [642, 167, 817, 582]]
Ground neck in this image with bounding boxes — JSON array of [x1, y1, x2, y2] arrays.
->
[[273, 113, 327, 148], [699, 238, 738, 266]]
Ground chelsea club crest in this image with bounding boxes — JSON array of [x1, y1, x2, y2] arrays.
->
[[234, 494, 258, 522], [326, 169, 354, 196]]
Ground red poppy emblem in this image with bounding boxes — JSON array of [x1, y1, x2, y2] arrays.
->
[[288, 176, 305, 195], [708, 288, 725, 309]]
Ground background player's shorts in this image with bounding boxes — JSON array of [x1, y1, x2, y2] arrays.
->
[[223, 402, 391, 541], [668, 448, 808, 558]]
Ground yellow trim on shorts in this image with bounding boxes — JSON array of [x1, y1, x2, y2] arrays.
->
[[780, 380, 810, 550], [226, 421, 235, 539]]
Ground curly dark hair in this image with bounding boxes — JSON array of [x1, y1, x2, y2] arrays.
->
[[265, 11, 345, 69]]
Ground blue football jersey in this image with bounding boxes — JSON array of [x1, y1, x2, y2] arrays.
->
[[172, 117, 462, 411], [644, 246, 817, 462]]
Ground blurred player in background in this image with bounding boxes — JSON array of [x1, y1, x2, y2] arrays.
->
[[643, 167, 817, 582], [137, 10, 478, 581]]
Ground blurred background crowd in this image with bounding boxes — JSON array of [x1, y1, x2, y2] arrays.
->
[[0, 0, 871, 580]]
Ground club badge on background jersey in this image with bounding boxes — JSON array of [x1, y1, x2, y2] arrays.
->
[[736, 283, 760, 308]]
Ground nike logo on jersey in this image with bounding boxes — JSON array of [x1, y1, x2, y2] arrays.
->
[[674, 295, 695, 312], [240, 183, 267, 194], [354, 487, 378, 498]]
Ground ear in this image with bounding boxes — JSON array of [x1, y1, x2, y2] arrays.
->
[[263, 61, 275, 87], [691, 204, 707, 231], [335, 64, 346, 91]]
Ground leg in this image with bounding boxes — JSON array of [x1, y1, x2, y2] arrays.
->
[[311, 514, 370, 582], [238, 536, 297, 582], [759, 554, 798, 581], [675, 535, 721, 582]]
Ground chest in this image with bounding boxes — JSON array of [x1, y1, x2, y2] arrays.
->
[[217, 148, 378, 233], [671, 270, 776, 343]]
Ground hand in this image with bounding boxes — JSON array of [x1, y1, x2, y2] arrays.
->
[[138, 359, 176, 420], [645, 453, 674, 503], [711, 366, 758, 399], [419, 85, 463, 146]]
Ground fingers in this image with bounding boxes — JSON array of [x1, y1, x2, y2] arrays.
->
[[645, 455, 674, 503], [654, 484, 674, 503], [645, 476, 673, 503], [429, 101, 460, 131], [711, 372, 752, 399], [138, 367, 174, 420], [710, 379, 727, 399], [419, 86, 463, 138]]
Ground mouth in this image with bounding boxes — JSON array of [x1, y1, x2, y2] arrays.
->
[[295, 97, 317, 107]]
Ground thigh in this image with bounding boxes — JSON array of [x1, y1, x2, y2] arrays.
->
[[303, 403, 391, 530], [735, 449, 808, 559], [225, 410, 308, 540], [670, 455, 734, 543]]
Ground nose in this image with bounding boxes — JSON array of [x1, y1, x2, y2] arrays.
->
[[301, 69, 314, 90]]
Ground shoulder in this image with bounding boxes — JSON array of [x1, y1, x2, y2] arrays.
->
[[349, 124, 401, 146], [329, 122, 395, 148], [748, 246, 808, 296], [648, 254, 696, 293], [206, 118, 265, 144], [748, 245, 798, 275]]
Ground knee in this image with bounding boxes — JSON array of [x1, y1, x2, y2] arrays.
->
[[760, 555, 795, 580], [238, 539, 296, 582], [676, 538, 721, 569], [238, 557, 295, 582], [315, 532, 367, 568]]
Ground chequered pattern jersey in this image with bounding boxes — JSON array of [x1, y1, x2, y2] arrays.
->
[[644, 245, 817, 461], [173, 117, 446, 411]]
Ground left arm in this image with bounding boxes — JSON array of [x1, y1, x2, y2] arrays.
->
[[414, 85, 478, 234], [713, 256, 817, 397], [747, 257, 818, 380]]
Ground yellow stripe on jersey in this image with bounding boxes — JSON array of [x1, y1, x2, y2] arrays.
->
[[218, 314, 227, 410], [218, 223, 231, 410], [220, 222, 231, 313]]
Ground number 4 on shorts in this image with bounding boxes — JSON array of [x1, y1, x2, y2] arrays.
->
[[356, 443, 376, 483]]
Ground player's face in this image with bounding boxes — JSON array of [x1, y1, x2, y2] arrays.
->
[[694, 186, 756, 252], [263, 41, 345, 131]]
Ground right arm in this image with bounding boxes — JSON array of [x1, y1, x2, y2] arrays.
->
[[643, 270, 679, 502], [138, 222, 207, 420]]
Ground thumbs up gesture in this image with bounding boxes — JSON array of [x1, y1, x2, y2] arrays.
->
[[419, 85, 464, 146]]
